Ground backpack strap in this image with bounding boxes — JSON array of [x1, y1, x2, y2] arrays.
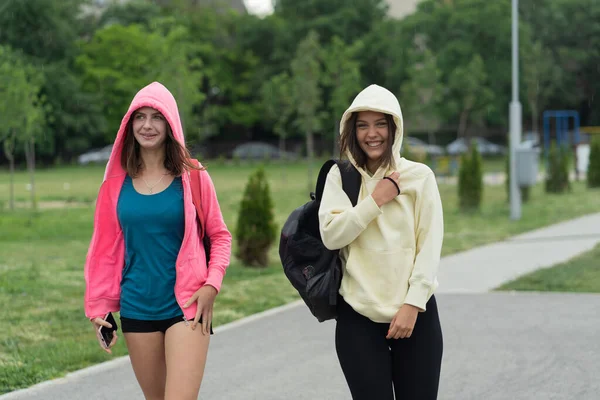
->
[[336, 160, 361, 207], [314, 159, 361, 206], [314, 159, 337, 201], [189, 159, 206, 239]]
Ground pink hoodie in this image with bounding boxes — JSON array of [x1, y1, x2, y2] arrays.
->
[[84, 82, 232, 321]]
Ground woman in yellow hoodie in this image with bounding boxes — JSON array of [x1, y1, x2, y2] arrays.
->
[[319, 84, 444, 399]]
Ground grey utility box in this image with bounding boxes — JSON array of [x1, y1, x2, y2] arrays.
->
[[516, 144, 540, 187]]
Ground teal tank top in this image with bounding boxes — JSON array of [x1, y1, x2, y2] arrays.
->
[[117, 175, 184, 320]]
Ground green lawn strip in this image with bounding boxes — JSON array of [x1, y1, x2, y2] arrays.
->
[[497, 243, 600, 293]]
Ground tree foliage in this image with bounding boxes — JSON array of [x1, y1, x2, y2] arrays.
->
[[587, 136, 600, 188], [545, 143, 571, 194], [1, 0, 600, 165], [291, 31, 323, 160], [77, 23, 204, 141], [261, 72, 294, 154], [0, 45, 47, 210], [321, 36, 362, 156]]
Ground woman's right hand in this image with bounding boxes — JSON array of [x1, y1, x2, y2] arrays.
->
[[90, 316, 118, 354], [372, 172, 400, 207]]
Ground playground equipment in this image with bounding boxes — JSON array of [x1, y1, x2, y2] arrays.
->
[[543, 110, 581, 161]]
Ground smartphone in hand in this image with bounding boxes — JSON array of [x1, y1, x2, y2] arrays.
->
[[98, 312, 118, 349]]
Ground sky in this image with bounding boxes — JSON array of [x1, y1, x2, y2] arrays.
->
[[243, 0, 274, 16]]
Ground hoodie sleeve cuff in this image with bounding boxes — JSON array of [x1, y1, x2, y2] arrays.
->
[[404, 282, 432, 312], [354, 194, 383, 228], [204, 270, 224, 293]]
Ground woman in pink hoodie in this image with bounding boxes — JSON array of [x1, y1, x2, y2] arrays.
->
[[84, 82, 232, 399]]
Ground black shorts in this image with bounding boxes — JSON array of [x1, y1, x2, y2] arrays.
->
[[120, 315, 214, 334]]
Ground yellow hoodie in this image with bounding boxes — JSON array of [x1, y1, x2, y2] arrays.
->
[[318, 85, 444, 323]]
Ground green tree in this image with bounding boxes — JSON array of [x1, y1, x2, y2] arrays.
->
[[458, 143, 483, 211], [0, 0, 84, 63], [587, 136, 600, 188], [77, 23, 204, 141], [291, 31, 323, 186], [96, 0, 162, 29], [447, 54, 494, 141], [0, 46, 46, 210], [0, 0, 108, 163], [321, 36, 362, 157], [235, 167, 277, 267], [22, 72, 48, 211], [260, 72, 294, 157], [401, 47, 443, 145], [274, 0, 388, 47], [402, 0, 512, 127], [170, 7, 262, 141], [0, 46, 23, 210], [522, 39, 561, 134], [358, 19, 409, 89], [545, 0, 600, 125]]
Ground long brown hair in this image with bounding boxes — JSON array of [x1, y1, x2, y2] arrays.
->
[[120, 114, 203, 177], [339, 112, 397, 171]]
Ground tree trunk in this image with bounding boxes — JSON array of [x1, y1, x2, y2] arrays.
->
[[428, 129, 435, 146], [458, 109, 471, 150], [279, 134, 287, 182], [9, 157, 15, 211], [278, 134, 286, 157], [306, 130, 315, 192], [24, 138, 37, 210], [3, 139, 15, 211], [531, 104, 539, 135]]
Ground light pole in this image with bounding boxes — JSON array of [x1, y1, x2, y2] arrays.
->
[[509, 0, 522, 220]]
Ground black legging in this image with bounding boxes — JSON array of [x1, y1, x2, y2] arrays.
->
[[335, 295, 443, 400]]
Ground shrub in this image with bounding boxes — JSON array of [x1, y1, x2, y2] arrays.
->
[[587, 136, 600, 188], [458, 142, 483, 211], [545, 142, 571, 193], [235, 167, 277, 267]]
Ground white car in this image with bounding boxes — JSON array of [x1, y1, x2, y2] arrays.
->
[[78, 145, 113, 165], [446, 137, 506, 156], [231, 142, 297, 160], [402, 137, 445, 156]]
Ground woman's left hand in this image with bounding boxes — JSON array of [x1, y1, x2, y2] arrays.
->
[[387, 304, 420, 339], [184, 285, 218, 334]]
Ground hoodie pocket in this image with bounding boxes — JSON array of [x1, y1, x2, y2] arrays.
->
[[344, 247, 414, 306], [88, 255, 121, 300], [178, 257, 204, 290]]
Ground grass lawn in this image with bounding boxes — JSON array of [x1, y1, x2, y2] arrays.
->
[[497, 243, 600, 293], [1, 160, 599, 393]]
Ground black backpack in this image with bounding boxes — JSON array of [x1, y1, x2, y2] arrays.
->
[[279, 159, 361, 322]]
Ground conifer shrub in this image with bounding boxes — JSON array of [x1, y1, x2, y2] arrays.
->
[[235, 167, 277, 267]]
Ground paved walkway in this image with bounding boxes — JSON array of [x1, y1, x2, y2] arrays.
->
[[438, 212, 600, 292], [3, 213, 600, 400]]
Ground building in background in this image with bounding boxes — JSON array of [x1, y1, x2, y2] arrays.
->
[[243, 0, 423, 19], [386, 0, 422, 19]]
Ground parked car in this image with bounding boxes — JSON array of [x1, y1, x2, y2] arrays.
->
[[231, 142, 297, 160], [402, 136, 445, 156], [77, 145, 113, 165], [446, 137, 506, 156]]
